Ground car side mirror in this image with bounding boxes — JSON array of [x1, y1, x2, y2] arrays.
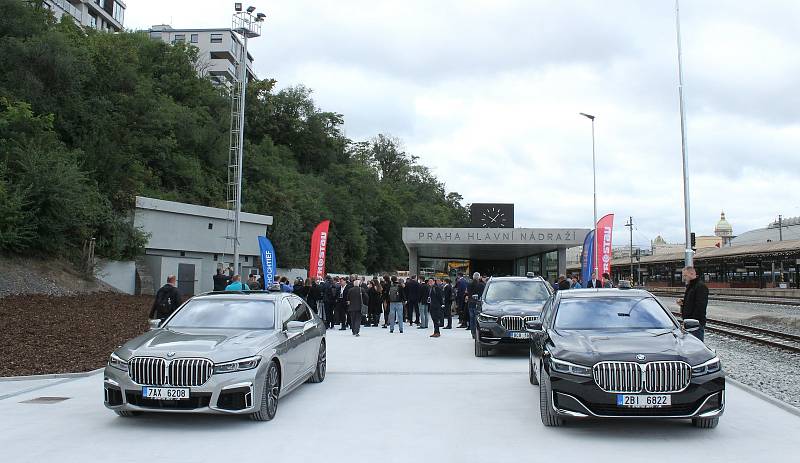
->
[[286, 320, 305, 332], [525, 320, 543, 332], [683, 319, 700, 332], [148, 319, 162, 330]]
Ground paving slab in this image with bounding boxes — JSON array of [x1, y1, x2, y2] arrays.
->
[[0, 322, 798, 463]]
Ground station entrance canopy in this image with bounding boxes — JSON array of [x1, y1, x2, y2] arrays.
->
[[402, 227, 590, 279]]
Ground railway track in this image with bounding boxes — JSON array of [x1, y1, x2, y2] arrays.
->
[[672, 312, 800, 353], [654, 291, 800, 307]]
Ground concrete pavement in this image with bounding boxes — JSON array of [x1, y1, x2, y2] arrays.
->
[[1, 322, 798, 463]]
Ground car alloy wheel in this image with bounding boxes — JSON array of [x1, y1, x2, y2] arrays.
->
[[308, 341, 326, 383], [250, 360, 280, 421], [539, 364, 563, 427], [529, 355, 539, 385]]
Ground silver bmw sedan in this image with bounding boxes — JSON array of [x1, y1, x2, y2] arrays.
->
[[103, 289, 326, 421]]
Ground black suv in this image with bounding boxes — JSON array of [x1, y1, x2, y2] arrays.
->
[[474, 275, 552, 357]]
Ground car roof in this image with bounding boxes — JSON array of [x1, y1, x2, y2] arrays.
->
[[191, 291, 289, 301], [557, 288, 653, 299], [488, 276, 547, 282]]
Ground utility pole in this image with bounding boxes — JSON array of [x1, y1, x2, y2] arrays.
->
[[675, 0, 693, 268], [625, 216, 634, 283], [778, 214, 784, 284], [580, 112, 598, 278]]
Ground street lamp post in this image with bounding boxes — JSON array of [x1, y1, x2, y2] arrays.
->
[[580, 112, 598, 278], [231, 4, 265, 276], [675, 0, 693, 268]]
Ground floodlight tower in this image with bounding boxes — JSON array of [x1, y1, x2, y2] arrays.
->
[[229, 4, 265, 276]]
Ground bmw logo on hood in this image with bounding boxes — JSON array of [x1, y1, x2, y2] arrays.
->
[[167, 352, 176, 358], [636, 354, 646, 361]]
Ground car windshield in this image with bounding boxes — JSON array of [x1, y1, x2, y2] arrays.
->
[[554, 297, 676, 330], [484, 281, 550, 304], [165, 298, 275, 330]]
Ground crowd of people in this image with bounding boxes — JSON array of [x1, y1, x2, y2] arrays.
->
[[205, 267, 492, 338], [149, 265, 707, 342], [315, 272, 486, 338], [552, 270, 615, 291]]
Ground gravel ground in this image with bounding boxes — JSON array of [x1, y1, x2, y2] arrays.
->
[[0, 294, 150, 376], [658, 296, 800, 335], [0, 257, 117, 297], [705, 332, 800, 409]]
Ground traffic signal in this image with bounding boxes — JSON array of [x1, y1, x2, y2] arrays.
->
[[690, 232, 696, 251]]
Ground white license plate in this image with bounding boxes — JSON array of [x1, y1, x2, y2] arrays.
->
[[617, 394, 671, 408], [142, 387, 190, 400], [509, 331, 530, 339]]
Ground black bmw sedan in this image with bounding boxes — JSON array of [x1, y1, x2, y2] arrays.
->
[[528, 289, 724, 428], [474, 275, 552, 357]]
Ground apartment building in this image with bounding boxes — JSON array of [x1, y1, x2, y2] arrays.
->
[[42, 0, 125, 32], [148, 25, 256, 85]]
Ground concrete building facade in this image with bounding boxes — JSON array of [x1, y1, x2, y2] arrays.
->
[[148, 25, 256, 85], [403, 227, 589, 282], [133, 196, 272, 296], [43, 0, 125, 32]]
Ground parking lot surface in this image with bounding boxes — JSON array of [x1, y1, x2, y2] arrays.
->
[[1, 324, 798, 463]]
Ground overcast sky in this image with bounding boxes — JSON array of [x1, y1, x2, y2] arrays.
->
[[126, 0, 800, 247]]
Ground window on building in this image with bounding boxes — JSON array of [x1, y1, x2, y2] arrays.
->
[[174, 34, 185, 43], [190, 33, 199, 43], [210, 33, 223, 43], [213, 254, 218, 261], [113, 1, 124, 24], [208, 223, 213, 230], [180, 251, 186, 257], [89, 13, 98, 29]]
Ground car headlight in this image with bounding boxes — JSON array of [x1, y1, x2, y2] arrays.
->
[[108, 353, 128, 372], [478, 313, 499, 323], [549, 357, 592, 377], [691, 357, 721, 376], [213, 356, 262, 374]]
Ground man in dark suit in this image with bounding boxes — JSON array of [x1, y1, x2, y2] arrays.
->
[[586, 271, 602, 289], [443, 278, 453, 329], [335, 277, 348, 330], [405, 275, 421, 325], [678, 267, 709, 341], [213, 268, 229, 291], [347, 279, 366, 336], [427, 278, 446, 337]]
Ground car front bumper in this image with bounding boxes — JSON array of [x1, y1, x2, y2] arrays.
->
[[476, 321, 531, 346], [548, 369, 726, 420], [103, 364, 267, 415]]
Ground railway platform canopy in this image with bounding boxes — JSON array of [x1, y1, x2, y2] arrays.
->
[[601, 239, 800, 289]]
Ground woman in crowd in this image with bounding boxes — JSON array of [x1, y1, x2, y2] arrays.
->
[[368, 279, 383, 327]]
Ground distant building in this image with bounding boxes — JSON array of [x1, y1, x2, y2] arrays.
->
[[42, 0, 125, 32], [731, 216, 800, 246], [714, 211, 734, 246], [147, 25, 256, 86], [133, 196, 272, 296]]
